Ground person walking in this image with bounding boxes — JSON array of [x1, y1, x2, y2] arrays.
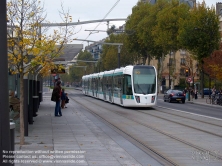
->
[[183, 87, 188, 100], [194, 89, 198, 99], [52, 81, 62, 117]]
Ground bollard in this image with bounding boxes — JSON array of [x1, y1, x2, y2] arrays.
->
[[38, 91, 42, 105], [10, 122, 15, 166], [33, 96, 39, 116], [10, 122, 15, 151], [29, 80, 34, 124]]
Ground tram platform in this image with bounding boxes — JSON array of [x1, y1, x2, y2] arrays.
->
[[13, 88, 161, 166]]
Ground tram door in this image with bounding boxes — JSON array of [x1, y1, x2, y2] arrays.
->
[[119, 76, 123, 104], [108, 76, 113, 102], [95, 78, 98, 97], [86, 79, 89, 95], [123, 75, 132, 103], [92, 78, 95, 97], [103, 77, 106, 100]]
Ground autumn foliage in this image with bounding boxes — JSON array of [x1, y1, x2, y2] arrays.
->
[[203, 43, 222, 81]]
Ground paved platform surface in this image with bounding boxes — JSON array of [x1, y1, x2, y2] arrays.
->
[[13, 88, 161, 166]]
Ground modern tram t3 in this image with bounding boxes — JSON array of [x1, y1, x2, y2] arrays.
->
[[82, 65, 157, 107]]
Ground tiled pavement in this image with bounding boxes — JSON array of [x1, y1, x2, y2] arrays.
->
[[13, 89, 160, 166]]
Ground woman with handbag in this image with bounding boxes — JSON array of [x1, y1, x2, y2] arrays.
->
[[52, 81, 62, 117]]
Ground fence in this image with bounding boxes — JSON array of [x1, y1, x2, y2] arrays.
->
[[206, 94, 222, 106]]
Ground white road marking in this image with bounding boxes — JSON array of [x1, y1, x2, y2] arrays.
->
[[156, 105, 222, 121]]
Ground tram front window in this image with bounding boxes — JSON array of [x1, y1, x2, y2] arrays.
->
[[133, 67, 156, 94]]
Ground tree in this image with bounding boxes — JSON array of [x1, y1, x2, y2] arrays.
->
[[100, 34, 135, 71], [153, 0, 190, 89], [178, 1, 220, 97], [77, 50, 95, 74], [7, 0, 74, 145], [136, 0, 170, 92], [107, 25, 116, 35], [69, 66, 85, 83], [125, 2, 152, 64], [203, 49, 222, 81]]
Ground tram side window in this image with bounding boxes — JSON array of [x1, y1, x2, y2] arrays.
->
[[118, 76, 122, 91], [89, 78, 91, 91], [107, 77, 111, 91], [83, 80, 86, 89], [95, 78, 98, 91], [101, 78, 103, 91], [123, 75, 132, 95], [98, 78, 101, 92], [92, 78, 94, 91], [103, 77, 107, 91], [108, 76, 112, 92], [113, 76, 118, 92]]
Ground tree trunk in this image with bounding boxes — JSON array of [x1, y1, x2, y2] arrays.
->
[[20, 72, 25, 145], [147, 53, 151, 65], [157, 54, 165, 94], [201, 62, 204, 99]]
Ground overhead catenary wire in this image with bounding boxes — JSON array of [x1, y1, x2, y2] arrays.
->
[[82, 0, 121, 43]]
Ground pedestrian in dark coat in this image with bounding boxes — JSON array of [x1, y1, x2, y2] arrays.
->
[[52, 81, 62, 117]]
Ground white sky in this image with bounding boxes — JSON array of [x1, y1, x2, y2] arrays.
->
[[43, 0, 219, 48]]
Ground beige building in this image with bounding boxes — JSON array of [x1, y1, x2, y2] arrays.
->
[[147, 51, 199, 89]]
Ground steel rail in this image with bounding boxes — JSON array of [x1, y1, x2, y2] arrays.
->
[[73, 95, 222, 161], [70, 95, 178, 166]]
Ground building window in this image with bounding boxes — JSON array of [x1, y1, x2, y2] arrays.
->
[[169, 58, 173, 66], [180, 50, 186, 55], [180, 69, 184, 75], [180, 58, 185, 65]]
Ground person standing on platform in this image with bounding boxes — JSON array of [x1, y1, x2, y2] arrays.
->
[[65, 93, 69, 108], [60, 88, 66, 109], [52, 81, 62, 117]]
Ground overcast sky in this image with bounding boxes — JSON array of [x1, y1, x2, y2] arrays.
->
[[43, 0, 219, 48]]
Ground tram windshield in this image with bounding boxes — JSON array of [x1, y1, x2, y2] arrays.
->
[[133, 66, 156, 94]]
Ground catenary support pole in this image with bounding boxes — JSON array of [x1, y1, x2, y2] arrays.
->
[[118, 45, 121, 68]]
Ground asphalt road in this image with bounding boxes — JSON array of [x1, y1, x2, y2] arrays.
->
[[156, 96, 222, 120]]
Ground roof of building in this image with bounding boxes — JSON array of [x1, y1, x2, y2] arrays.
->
[[58, 44, 83, 61]]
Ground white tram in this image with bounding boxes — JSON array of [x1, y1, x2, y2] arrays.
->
[[82, 65, 157, 107]]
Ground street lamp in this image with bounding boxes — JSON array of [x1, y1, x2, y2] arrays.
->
[[168, 53, 172, 89]]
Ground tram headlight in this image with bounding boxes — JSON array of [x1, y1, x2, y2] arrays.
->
[[151, 96, 155, 103], [135, 96, 140, 103]]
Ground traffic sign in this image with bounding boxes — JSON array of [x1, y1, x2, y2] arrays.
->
[[186, 76, 192, 83]]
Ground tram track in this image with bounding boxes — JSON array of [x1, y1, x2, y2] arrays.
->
[[136, 109, 222, 138], [70, 94, 222, 165], [70, 95, 178, 166]]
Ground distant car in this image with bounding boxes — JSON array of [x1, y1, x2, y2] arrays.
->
[[163, 89, 185, 103], [203, 88, 212, 95]]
